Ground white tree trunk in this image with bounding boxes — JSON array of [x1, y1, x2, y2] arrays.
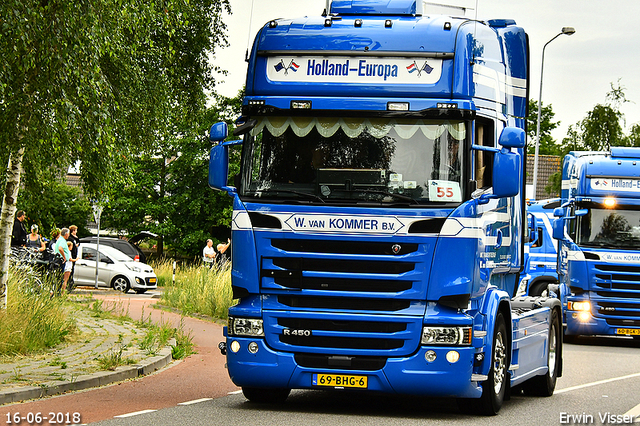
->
[[0, 146, 25, 310]]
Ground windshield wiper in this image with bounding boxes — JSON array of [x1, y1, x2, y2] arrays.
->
[[254, 189, 325, 203], [349, 189, 420, 205]]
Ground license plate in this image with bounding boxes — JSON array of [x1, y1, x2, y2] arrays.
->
[[616, 328, 640, 336], [149, 278, 157, 283], [312, 373, 367, 388]]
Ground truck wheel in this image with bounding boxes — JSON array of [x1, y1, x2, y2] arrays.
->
[[529, 281, 550, 297], [242, 387, 290, 404], [458, 313, 508, 415], [524, 308, 561, 396]]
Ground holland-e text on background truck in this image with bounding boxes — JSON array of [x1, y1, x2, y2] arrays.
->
[[209, 0, 563, 415], [553, 148, 640, 339]]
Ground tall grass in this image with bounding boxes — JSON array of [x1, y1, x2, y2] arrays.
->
[[0, 267, 77, 356], [154, 259, 235, 319]]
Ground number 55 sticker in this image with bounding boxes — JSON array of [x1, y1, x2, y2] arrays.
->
[[428, 180, 462, 202]]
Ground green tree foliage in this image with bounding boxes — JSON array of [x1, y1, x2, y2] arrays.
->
[[546, 81, 634, 196], [17, 180, 92, 238], [560, 80, 628, 152], [0, 0, 231, 308], [102, 90, 244, 258], [526, 100, 561, 155]]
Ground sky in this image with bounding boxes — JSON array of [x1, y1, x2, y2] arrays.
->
[[211, 0, 640, 143]]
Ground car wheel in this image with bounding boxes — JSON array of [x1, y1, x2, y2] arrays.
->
[[112, 276, 130, 293]]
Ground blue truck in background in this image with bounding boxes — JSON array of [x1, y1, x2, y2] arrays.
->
[[519, 199, 560, 298], [553, 148, 640, 339], [209, 0, 563, 415]]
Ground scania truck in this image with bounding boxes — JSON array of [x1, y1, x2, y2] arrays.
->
[[553, 148, 640, 339], [210, 0, 562, 415]]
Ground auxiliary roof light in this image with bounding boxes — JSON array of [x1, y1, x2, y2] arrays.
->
[[603, 197, 616, 208]]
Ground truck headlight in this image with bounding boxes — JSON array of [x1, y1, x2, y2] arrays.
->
[[228, 317, 264, 337], [421, 326, 472, 345], [568, 301, 590, 312]]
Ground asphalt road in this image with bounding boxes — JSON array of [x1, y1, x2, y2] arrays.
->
[[3, 289, 640, 425], [92, 334, 640, 426]]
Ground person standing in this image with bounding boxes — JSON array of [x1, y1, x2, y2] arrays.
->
[[203, 239, 215, 268], [215, 238, 231, 268], [54, 228, 73, 293], [67, 225, 80, 280], [25, 224, 46, 253], [11, 210, 28, 247]]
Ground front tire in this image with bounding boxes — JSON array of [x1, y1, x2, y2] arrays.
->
[[112, 276, 130, 293], [242, 387, 290, 404]]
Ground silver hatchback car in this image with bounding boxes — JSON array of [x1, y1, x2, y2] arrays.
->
[[74, 243, 157, 293]]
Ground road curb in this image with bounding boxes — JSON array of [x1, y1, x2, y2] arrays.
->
[[0, 347, 173, 406]]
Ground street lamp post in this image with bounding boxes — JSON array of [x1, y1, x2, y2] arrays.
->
[[532, 26, 575, 200]]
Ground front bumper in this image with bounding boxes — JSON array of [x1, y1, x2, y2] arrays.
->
[[224, 336, 482, 399]]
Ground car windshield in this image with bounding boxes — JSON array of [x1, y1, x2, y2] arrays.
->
[[576, 207, 640, 249], [240, 116, 468, 205]]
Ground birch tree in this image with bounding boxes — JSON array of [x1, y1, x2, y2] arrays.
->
[[0, 0, 230, 308]]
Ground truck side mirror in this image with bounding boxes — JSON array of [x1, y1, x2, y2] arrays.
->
[[208, 122, 243, 194], [492, 148, 521, 198], [473, 127, 524, 203], [552, 218, 565, 241], [553, 207, 564, 217], [210, 122, 228, 142]]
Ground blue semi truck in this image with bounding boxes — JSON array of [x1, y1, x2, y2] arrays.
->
[[210, 0, 562, 414], [519, 199, 560, 298], [553, 148, 640, 339]]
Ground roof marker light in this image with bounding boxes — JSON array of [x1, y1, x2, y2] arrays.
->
[[444, 22, 452, 31], [385, 19, 392, 28], [354, 19, 362, 27], [269, 21, 277, 28], [324, 18, 332, 27]]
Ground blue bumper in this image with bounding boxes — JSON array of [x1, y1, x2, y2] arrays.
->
[[225, 337, 482, 399], [565, 312, 629, 336]]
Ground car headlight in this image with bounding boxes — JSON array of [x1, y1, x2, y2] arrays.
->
[[421, 326, 472, 345], [125, 264, 142, 272], [568, 301, 590, 311], [228, 317, 264, 337]]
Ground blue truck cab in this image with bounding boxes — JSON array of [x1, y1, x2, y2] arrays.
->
[[210, 0, 562, 415], [554, 148, 640, 338], [519, 199, 560, 297]]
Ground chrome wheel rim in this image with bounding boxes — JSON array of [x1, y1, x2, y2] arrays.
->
[[493, 331, 507, 394], [549, 323, 557, 377]]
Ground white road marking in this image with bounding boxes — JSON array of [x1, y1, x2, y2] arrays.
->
[[178, 398, 213, 405], [114, 409, 157, 418], [624, 402, 640, 423], [555, 372, 640, 394], [228, 390, 243, 395]]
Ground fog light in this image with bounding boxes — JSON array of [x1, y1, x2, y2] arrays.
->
[[578, 311, 591, 322], [230, 340, 240, 353], [425, 350, 437, 362], [248, 342, 259, 354], [446, 351, 460, 363]]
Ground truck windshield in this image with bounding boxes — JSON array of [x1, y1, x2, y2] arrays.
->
[[576, 207, 640, 249], [240, 116, 468, 205]]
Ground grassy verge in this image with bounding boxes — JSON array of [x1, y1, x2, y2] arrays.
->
[[0, 267, 77, 357], [154, 259, 235, 319]]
